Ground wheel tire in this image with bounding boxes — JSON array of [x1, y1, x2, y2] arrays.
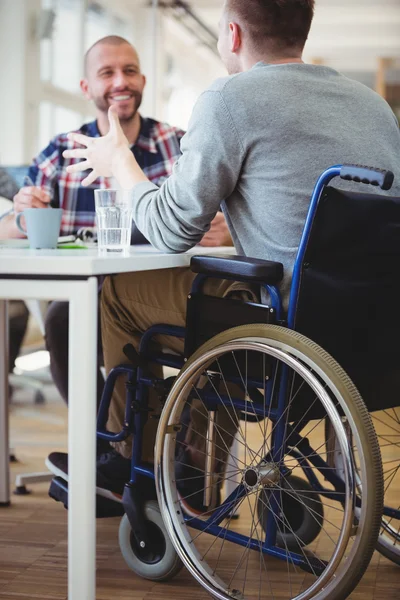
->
[[257, 474, 324, 550], [156, 324, 384, 600], [326, 411, 400, 566], [119, 500, 183, 581], [376, 533, 400, 565]]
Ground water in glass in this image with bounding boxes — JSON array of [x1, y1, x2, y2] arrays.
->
[[96, 205, 132, 252]]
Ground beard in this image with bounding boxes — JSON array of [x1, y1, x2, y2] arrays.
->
[[94, 90, 143, 122]]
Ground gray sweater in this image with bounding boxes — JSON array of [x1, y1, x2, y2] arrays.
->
[[132, 63, 400, 304]]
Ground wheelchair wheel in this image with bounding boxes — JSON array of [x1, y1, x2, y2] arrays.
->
[[118, 500, 183, 581], [327, 408, 400, 565], [257, 475, 324, 551], [155, 324, 383, 600], [373, 407, 400, 564]]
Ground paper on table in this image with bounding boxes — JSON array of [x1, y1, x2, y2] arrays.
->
[[0, 235, 76, 248], [0, 239, 30, 248]]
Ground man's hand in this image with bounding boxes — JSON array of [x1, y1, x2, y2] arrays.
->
[[62, 106, 141, 188], [199, 212, 233, 247], [13, 187, 51, 213], [10, 186, 51, 238]]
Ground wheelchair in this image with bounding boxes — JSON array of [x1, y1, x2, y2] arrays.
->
[[50, 164, 399, 599]]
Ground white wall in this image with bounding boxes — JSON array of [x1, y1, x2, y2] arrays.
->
[[304, 1, 400, 71], [0, 0, 40, 165], [161, 15, 225, 129]]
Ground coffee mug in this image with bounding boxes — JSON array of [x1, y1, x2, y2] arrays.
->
[[16, 208, 63, 249]]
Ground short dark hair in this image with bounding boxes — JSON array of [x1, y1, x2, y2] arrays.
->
[[84, 35, 136, 75], [226, 0, 315, 53]]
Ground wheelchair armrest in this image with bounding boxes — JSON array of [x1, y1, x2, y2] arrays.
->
[[190, 255, 284, 285]]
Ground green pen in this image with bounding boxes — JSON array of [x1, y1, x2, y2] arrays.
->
[[57, 243, 88, 250]]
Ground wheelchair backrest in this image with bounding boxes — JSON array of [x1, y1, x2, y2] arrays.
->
[[294, 186, 400, 412]]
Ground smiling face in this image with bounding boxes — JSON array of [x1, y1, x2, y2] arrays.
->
[[81, 42, 146, 124]]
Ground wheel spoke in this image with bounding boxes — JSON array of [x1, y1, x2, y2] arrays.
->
[[156, 329, 382, 599]]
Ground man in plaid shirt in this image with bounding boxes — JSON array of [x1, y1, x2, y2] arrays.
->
[[8, 37, 230, 246], [8, 36, 231, 428]]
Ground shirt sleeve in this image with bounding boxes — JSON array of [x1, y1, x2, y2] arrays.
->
[[131, 90, 245, 253], [27, 138, 61, 201]]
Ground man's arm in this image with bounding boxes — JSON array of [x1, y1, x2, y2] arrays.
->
[[0, 184, 51, 240], [6, 140, 60, 239], [129, 91, 244, 252], [0, 211, 21, 239], [64, 92, 244, 252]]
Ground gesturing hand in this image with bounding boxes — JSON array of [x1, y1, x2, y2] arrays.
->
[[62, 106, 131, 186]]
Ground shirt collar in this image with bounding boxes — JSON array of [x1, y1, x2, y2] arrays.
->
[[85, 116, 157, 154], [84, 120, 101, 137]]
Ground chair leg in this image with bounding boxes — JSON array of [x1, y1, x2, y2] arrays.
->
[[14, 471, 53, 495], [9, 447, 18, 464], [9, 373, 47, 403]]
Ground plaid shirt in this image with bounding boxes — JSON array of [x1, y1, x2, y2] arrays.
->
[[27, 117, 185, 236]]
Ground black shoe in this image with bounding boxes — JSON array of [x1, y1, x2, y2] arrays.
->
[[46, 451, 69, 481], [175, 446, 220, 518], [96, 449, 131, 498], [46, 449, 131, 503]]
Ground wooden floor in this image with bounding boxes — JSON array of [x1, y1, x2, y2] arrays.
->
[[1, 383, 399, 600]]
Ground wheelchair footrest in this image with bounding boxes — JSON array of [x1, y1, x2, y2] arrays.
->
[[48, 476, 125, 518]]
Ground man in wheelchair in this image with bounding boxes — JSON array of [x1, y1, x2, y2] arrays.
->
[[47, 0, 400, 597]]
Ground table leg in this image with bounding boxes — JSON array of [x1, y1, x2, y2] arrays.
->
[[0, 299, 10, 505], [68, 277, 98, 600]]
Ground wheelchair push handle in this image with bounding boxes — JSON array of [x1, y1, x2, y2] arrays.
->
[[340, 164, 394, 191]]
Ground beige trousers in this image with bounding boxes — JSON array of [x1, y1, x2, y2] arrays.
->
[[101, 266, 257, 463]]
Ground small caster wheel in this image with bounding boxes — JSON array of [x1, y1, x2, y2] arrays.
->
[[14, 485, 32, 495], [119, 500, 182, 581]]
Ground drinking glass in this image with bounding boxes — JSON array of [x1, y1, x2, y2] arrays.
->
[[94, 189, 133, 253]]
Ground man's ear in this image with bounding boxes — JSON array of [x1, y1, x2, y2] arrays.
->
[[80, 78, 91, 100], [229, 22, 242, 53]]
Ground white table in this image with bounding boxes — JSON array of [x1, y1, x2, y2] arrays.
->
[[0, 245, 233, 600]]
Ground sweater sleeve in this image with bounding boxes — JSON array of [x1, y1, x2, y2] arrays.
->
[[131, 90, 245, 253]]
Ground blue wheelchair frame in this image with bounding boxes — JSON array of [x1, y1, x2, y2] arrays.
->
[[96, 164, 396, 572]]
